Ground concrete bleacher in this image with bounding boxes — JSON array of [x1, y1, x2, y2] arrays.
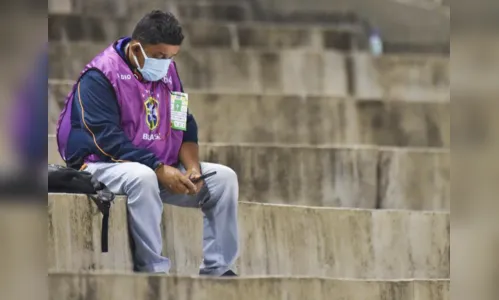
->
[[49, 41, 449, 100], [49, 272, 449, 300], [48, 1, 449, 299], [49, 194, 449, 278], [49, 82, 450, 147], [48, 136, 449, 210], [49, 15, 364, 51], [49, 0, 449, 53]]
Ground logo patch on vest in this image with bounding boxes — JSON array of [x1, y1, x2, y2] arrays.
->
[[144, 96, 159, 130]]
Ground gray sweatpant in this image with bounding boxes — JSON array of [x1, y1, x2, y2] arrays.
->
[[84, 161, 239, 275]]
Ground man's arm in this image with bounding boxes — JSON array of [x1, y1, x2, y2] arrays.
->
[[74, 70, 163, 170], [179, 110, 200, 172]]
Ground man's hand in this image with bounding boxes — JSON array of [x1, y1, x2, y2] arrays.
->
[[185, 167, 204, 192], [155, 164, 197, 195]]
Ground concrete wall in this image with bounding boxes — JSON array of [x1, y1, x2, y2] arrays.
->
[[200, 144, 450, 210], [48, 137, 450, 210], [352, 52, 449, 101], [49, 15, 362, 51], [49, 0, 254, 23], [49, 43, 348, 96], [49, 42, 449, 100], [49, 272, 450, 300], [49, 83, 450, 147], [49, 0, 171, 19], [49, 0, 449, 49], [250, 0, 449, 47], [48, 194, 450, 278]]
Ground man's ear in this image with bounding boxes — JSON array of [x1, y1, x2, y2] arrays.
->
[[131, 43, 141, 55]]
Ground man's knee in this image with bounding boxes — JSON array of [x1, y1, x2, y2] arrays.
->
[[124, 163, 159, 192], [214, 165, 238, 189], [204, 164, 238, 205]]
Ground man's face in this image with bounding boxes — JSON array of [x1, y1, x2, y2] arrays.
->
[[131, 42, 180, 69]]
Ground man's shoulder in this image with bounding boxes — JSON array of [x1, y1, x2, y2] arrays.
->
[[80, 69, 112, 88], [77, 70, 116, 105], [88, 44, 126, 77], [81, 69, 106, 80]]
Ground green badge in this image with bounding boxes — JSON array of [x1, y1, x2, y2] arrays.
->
[[170, 92, 188, 131]]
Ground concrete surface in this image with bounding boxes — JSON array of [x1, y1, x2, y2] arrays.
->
[[48, 194, 450, 278], [48, 137, 450, 210], [49, 0, 71, 14], [48, 0, 449, 50], [49, 42, 349, 96], [49, 42, 448, 100], [175, 2, 253, 22], [49, 272, 450, 300], [49, 0, 172, 21], [49, 82, 450, 147], [48, 0, 249, 22], [352, 52, 449, 101], [246, 0, 449, 46], [49, 15, 363, 51]]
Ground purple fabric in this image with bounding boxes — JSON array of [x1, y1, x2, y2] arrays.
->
[[56, 38, 184, 166]]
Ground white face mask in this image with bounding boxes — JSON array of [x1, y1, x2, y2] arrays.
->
[[132, 43, 172, 82]]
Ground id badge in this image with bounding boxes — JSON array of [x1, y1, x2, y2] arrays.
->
[[170, 91, 188, 131]]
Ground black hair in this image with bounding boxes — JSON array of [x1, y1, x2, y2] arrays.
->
[[131, 10, 184, 46]]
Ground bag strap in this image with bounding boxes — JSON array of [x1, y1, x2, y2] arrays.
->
[[88, 188, 115, 253]]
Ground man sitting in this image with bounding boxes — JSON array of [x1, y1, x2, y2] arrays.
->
[[56, 10, 239, 276]]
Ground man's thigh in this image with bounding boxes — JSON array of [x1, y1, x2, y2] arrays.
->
[[84, 162, 154, 195]]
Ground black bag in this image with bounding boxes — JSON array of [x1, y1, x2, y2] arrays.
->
[[48, 164, 115, 252]]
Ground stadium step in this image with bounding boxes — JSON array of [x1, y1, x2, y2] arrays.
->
[[48, 0, 449, 53], [49, 42, 449, 101], [49, 82, 449, 148], [233, 0, 449, 51], [49, 272, 450, 300], [48, 194, 449, 278], [49, 0, 176, 19], [177, 2, 253, 22], [49, 14, 363, 51], [48, 136, 450, 210], [49, 0, 253, 21]]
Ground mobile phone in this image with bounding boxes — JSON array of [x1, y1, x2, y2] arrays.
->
[[191, 171, 217, 183]]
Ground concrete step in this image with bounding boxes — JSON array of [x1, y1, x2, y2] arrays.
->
[[47, 0, 356, 25], [244, 0, 449, 50], [49, 272, 450, 300], [48, 136, 450, 210], [48, 194, 450, 278], [49, 42, 449, 101], [49, 0, 175, 19], [48, 0, 449, 54], [234, 3, 446, 54], [49, 15, 364, 52], [49, 82, 449, 148], [176, 2, 253, 22], [49, 0, 252, 20]]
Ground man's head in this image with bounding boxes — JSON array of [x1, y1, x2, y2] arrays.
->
[[128, 10, 184, 81]]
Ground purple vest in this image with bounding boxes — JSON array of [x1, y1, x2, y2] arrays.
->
[[56, 38, 184, 166]]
